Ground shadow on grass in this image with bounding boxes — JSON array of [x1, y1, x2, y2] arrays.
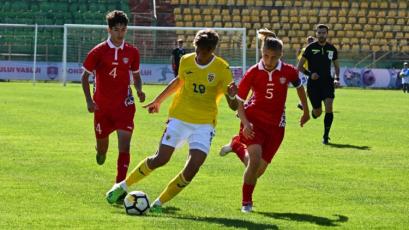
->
[[256, 212, 348, 227], [327, 143, 371, 150], [160, 206, 278, 229]]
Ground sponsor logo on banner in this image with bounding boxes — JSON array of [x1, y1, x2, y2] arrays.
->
[[47, 66, 58, 80]]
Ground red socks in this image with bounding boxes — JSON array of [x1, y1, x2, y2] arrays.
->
[[116, 152, 130, 183], [242, 183, 255, 206], [231, 135, 246, 163]]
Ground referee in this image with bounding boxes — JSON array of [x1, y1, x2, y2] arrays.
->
[[297, 24, 340, 144]]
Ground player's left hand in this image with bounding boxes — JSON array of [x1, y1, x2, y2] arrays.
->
[[300, 112, 310, 127], [227, 82, 238, 98], [137, 90, 146, 103]]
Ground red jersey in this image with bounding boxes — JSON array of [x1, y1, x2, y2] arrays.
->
[[83, 39, 140, 109], [237, 60, 301, 127]]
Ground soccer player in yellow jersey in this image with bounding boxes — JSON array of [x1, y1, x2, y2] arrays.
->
[[106, 29, 238, 211]]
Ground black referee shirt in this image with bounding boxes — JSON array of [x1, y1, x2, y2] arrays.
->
[[303, 41, 338, 83], [172, 48, 186, 67]]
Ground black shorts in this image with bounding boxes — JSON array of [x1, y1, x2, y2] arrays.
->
[[307, 82, 335, 109]]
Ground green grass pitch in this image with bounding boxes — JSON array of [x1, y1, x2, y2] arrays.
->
[[0, 82, 408, 229]]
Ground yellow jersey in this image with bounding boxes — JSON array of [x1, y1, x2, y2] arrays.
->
[[168, 53, 233, 126], [298, 47, 309, 70]]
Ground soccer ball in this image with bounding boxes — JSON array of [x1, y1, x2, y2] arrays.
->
[[123, 191, 150, 215]]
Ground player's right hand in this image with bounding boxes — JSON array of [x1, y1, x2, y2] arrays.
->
[[243, 122, 255, 140], [310, 73, 320, 80], [143, 101, 160, 113], [87, 100, 98, 113]]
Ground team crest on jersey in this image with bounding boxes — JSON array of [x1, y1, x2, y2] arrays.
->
[[207, 73, 215, 82], [279, 77, 286, 84], [123, 57, 129, 64], [327, 51, 334, 60], [165, 134, 171, 141]]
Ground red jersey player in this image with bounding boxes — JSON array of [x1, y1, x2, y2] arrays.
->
[[81, 10, 145, 194], [219, 29, 310, 212]]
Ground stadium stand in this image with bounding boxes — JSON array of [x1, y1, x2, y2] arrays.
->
[[0, 0, 408, 66]]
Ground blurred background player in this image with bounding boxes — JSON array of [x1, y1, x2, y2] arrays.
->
[[297, 36, 315, 110], [106, 29, 238, 212], [399, 62, 409, 93], [170, 38, 186, 77], [219, 29, 310, 213], [81, 10, 146, 194], [297, 24, 340, 144]]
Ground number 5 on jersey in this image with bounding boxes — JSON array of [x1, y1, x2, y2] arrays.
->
[[265, 83, 274, 99]]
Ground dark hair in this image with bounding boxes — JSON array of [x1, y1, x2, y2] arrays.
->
[[193, 29, 219, 50], [263, 37, 283, 51], [106, 10, 128, 28], [316, 24, 329, 32]]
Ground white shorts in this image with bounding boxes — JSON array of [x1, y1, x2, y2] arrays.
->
[[160, 118, 216, 154]]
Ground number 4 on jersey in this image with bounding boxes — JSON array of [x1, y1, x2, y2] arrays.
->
[[109, 67, 117, 78]]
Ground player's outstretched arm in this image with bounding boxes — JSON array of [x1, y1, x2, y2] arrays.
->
[[81, 71, 97, 113], [225, 82, 238, 111], [142, 77, 183, 113], [296, 86, 310, 127]]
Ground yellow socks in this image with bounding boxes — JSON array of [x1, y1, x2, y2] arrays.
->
[[125, 158, 153, 186], [157, 173, 190, 204]]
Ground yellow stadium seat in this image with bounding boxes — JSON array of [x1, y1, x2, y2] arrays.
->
[[274, 1, 283, 7], [344, 24, 352, 30], [171, 0, 179, 4], [383, 25, 392, 31], [283, 1, 292, 7], [202, 8, 211, 14], [322, 1, 330, 8], [365, 31, 374, 38], [281, 16, 289, 23], [398, 1, 407, 9], [381, 45, 390, 52], [377, 17, 386, 25], [188, 0, 197, 5], [368, 17, 377, 24], [302, 1, 311, 8], [195, 21, 204, 27], [213, 15, 221, 21], [223, 15, 231, 21], [341, 1, 349, 8], [328, 30, 335, 37], [242, 15, 250, 22], [328, 10, 337, 17], [204, 15, 212, 21], [351, 2, 359, 8], [211, 8, 221, 14], [377, 11, 386, 17], [299, 16, 308, 23], [380, 2, 388, 9], [214, 22, 222, 27], [392, 25, 402, 32], [371, 45, 381, 52], [354, 31, 364, 39], [176, 21, 183, 27], [232, 15, 241, 22], [350, 37, 359, 44], [373, 24, 382, 32], [227, 0, 235, 5], [328, 17, 337, 24], [348, 8, 358, 17], [185, 21, 193, 27], [232, 8, 240, 16], [270, 16, 279, 22], [309, 17, 318, 24], [336, 31, 345, 37], [336, 17, 346, 24], [205, 21, 213, 27], [361, 44, 370, 51], [192, 8, 200, 15], [385, 32, 393, 39], [297, 31, 306, 37], [353, 24, 362, 31], [299, 9, 309, 16], [389, 2, 398, 9], [294, 0, 302, 7], [312, 1, 321, 7], [338, 9, 347, 17], [256, 0, 264, 7], [272, 23, 280, 30], [319, 9, 329, 17], [398, 10, 407, 17], [370, 2, 379, 8], [375, 32, 383, 38], [236, 0, 244, 6], [233, 22, 242, 28], [358, 17, 367, 24], [387, 11, 397, 17], [366, 10, 376, 17], [282, 23, 290, 30], [264, 1, 273, 7], [290, 17, 298, 23], [331, 0, 340, 8]]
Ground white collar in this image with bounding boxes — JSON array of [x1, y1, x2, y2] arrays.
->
[[107, 38, 125, 50], [257, 59, 282, 72], [194, 55, 215, 69]]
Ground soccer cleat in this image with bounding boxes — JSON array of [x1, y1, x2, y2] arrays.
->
[[297, 103, 303, 110], [241, 204, 253, 213], [106, 183, 127, 204], [322, 136, 330, 145], [96, 153, 106, 165], [219, 143, 233, 156], [150, 203, 163, 213], [115, 191, 127, 205]]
